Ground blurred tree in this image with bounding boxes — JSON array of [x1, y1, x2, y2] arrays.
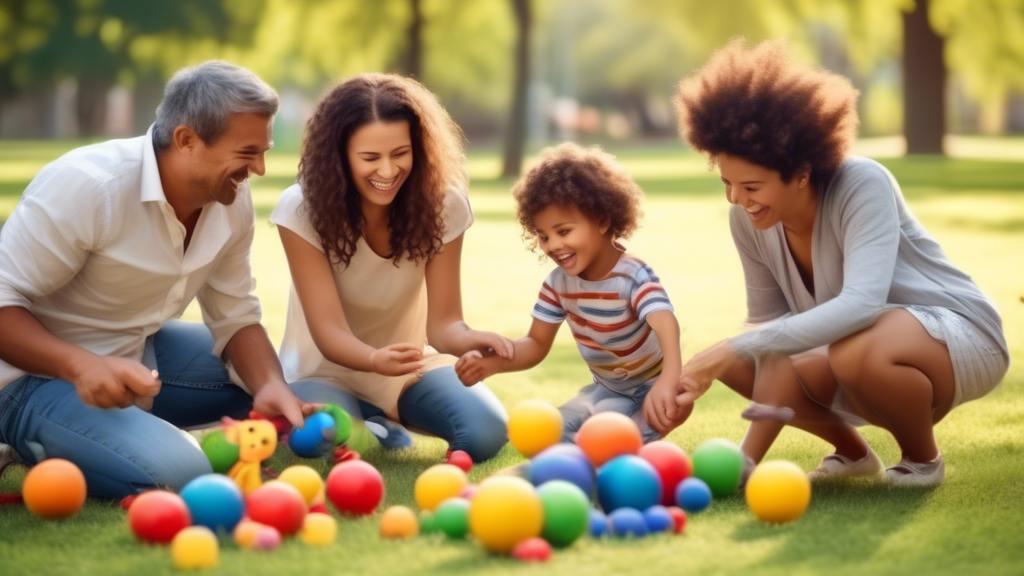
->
[[903, 0, 945, 153], [502, 0, 530, 178]]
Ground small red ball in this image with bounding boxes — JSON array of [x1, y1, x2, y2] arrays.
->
[[512, 537, 552, 562], [326, 460, 384, 516], [128, 490, 192, 544], [446, 450, 473, 473], [639, 441, 693, 506], [246, 481, 307, 537], [667, 506, 687, 534]]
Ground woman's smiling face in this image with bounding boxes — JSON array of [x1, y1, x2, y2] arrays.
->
[[346, 120, 414, 210], [718, 152, 811, 231]]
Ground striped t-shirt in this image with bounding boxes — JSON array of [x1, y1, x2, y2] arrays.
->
[[533, 253, 675, 394]]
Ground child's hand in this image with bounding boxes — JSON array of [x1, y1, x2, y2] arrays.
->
[[454, 350, 499, 386], [464, 330, 515, 360], [644, 375, 684, 435]]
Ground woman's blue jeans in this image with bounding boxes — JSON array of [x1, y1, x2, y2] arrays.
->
[[0, 321, 252, 498], [291, 366, 508, 463]]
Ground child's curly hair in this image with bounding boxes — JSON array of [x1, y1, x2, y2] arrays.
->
[[674, 39, 859, 191], [513, 143, 643, 249]]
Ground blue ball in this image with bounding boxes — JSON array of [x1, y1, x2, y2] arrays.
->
[[528, 443, 596, 497], [597, 455, 662, 512], [609, 508, 648, 538], [180, 474, 245, 532], [643, 505, 673, 533], [675, 477, 713, 513], [588, 509, 610, 538], [288, 412, 337, 458]]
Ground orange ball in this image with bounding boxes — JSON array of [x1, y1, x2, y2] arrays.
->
[[575, 412, 643, 467], [380, 505, 419, 539], [23, 459, 87, 519]]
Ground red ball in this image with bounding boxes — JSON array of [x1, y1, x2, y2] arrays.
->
[[512, 537, 552, 562], [667, 506, 687, 534], [447, 450, 473, 473], [128, 490, 191, 544], [326, 460, 384, 516], [246, 481, 307, 537], [639, 441, 693, 506]]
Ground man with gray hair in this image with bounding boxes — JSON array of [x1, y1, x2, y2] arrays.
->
[[0, 61, 314, 498]]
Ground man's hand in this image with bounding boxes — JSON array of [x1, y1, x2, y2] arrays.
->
[[252, 382, 317, 429], [369, 343, 425, 377], [68, 355, 160, 409], [454, 350, 500, 386]]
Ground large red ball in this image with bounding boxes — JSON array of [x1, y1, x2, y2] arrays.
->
[[639, 441, 693, 506], [326, 460, 384, 516], [246, 481, 307, 537], [128, 490, 192, 544]]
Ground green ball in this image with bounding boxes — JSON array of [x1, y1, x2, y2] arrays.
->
[[200, 429, 239, 474], [321, 404, 353, 446], [433, 498, 471, 539], [419, 510, 437, 534], [691, 439, 745, 497], [537, 480, 591, 548]]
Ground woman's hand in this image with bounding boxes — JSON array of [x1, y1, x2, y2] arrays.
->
[[252, 382, 318, 428], [369, 343, 426, 377], [675, 340, 739, 406], [454, 350, 501, 386], [461, 330, 514, 361]]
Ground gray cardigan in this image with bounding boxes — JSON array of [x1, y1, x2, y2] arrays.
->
[[728, 156, 1008, 362]]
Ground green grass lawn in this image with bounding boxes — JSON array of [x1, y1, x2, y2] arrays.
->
[[0, 139, 1022, 576]]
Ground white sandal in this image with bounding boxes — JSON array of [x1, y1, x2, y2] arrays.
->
[[807, 449, 883, 481], [885, 453, 945, 487]]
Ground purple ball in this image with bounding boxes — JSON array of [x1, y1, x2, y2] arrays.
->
[[528, 443, 596, 497]]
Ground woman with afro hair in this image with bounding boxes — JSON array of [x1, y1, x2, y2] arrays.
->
[[672, 40, 1007, 486], [269, 74, 510, 462]]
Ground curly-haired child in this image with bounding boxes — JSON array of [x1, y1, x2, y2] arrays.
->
[[455, 143, 691, 441]]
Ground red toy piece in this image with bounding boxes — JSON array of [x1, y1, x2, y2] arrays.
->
[[0, 494, 24, 505], [248, 411, 293, 436], [512, 537, 552, 562], [326, 460, 384, 516], [446, 450, 473, 473], [309, 503, 330, 515], [128, 490, 192, 544], [667, 506, 687, 534], [333, 446, 361, 464]]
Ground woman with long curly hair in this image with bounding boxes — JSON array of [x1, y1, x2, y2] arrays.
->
[[670, 40, 1008, 486], [269, 74, 511, 462]]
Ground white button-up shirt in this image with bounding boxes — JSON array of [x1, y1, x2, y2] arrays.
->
[[0, 128, 262, 391]]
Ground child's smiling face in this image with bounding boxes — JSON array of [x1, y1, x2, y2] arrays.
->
[[533, 204, 617, 281]]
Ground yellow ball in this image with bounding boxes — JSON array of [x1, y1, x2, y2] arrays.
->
[[469, 476, 543, 554], [414, 464, 468, 512], [380, 505, 419, 539], [278, 465, 325, 506], [299, 512, 338, 546], [508, 400, 563, 458], [233, 519, 264, 548], [745, 460, 812, 523], [171, 526, 219, 569]]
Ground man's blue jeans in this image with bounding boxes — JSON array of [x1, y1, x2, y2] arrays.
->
[[0, 321, 252, 498]]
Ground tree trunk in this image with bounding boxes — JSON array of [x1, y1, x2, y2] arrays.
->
[[76, 78, 110, 138], [903, 0, 946, 154], [502, 0, 530, 179], [404, 0, 423, 80]]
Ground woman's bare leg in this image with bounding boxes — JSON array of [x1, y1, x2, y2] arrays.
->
[[828, 309, 955, 463], [719, 355, 870, 463]]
